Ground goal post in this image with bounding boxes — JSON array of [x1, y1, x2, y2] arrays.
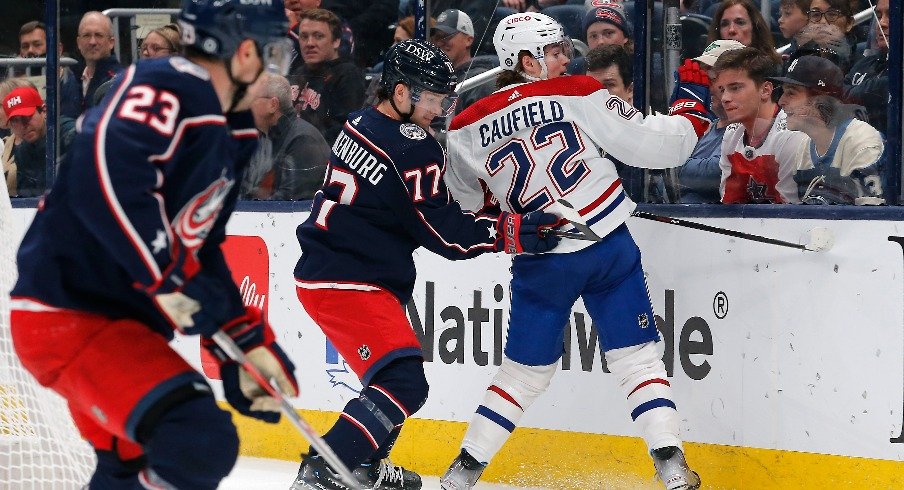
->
[[0, 183, 96, 488]]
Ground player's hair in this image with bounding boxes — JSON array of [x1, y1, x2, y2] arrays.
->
[[585, 44, 633, 86], [299, 8, 341, 42], [19, 21, 46, 39], [779, 0, 810, 12], [495, 50, 532, 89], [78, 11, 114, 37], [708, 0, 781, 65], [259, 72, 294, 115], [711, 46, 776, 86]]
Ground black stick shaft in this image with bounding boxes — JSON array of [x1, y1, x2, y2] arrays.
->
[[631, 211, 809, 251]]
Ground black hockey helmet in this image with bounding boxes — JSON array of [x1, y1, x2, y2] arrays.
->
[[381, 40, 458, 95], [380, 40, 459, 118], [179, 0, 292, 74]]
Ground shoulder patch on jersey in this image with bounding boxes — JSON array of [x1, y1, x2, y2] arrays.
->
[[168, 56, 211, 81], [400, 123, 427, 140]]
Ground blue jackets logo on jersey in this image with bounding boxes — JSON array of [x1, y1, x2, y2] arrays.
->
[[172, 171, 234, 249], [400, 123, 427, 140]]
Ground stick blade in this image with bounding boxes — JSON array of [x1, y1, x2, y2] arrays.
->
[[555, 199, 603, 241]]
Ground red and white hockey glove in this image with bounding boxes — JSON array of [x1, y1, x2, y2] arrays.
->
[[202, 307, 299, 424], [668, 59, 714, 138], [494, 211, 562, 254]]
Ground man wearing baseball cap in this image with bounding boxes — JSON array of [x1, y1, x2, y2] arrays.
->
[[3, 85, 76, 197], [430, 9, 495, 116], [693, 39, 746, 68], [678, 39, 745, 203], [772, 55, 885, 205]]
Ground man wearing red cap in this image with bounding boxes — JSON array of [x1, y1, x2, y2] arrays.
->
[[2, 85, 75, 197]]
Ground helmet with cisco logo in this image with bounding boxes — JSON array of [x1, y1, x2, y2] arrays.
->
[[494, 12, 573, 79]]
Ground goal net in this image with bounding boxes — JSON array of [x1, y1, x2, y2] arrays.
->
[[0, 183, 96, 488]]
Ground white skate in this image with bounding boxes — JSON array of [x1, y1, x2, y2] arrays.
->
[[651, 446, 701, 490], [439, 449, 486, 490]]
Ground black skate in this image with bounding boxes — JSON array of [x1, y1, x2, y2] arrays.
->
[[354, 459, 422, 489], [439, 449, 486, 490], [651, 446, 701, 490], [290, 453, 351, 490]]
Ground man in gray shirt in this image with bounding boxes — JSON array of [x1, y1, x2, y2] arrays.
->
[[245, 73, 330, 200]]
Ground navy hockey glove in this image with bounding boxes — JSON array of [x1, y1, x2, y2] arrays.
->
[[495, 211, 562, 254], [203, 307, 299, 424], [668, 59, 713, 138]]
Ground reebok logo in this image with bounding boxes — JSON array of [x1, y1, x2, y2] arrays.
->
[[507, 90, 521, 101], [352, 116, 362, 125]]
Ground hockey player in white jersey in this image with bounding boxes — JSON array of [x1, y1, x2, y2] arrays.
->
[[440, 12, 713, 490]]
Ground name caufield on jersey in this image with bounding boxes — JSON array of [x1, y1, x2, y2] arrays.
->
[[479, 99, 565, 147]]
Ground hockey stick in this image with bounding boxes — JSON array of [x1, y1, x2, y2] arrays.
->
[[210, 331, 360, 489], [630, 210, 835, 252]]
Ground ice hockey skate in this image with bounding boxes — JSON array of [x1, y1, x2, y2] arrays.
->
[[291, 453, 422, 490], [651, 446, 701, 490], [439, 449, 487, 490]]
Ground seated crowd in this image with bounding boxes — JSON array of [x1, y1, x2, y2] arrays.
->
[[0, 0, 893, 206]]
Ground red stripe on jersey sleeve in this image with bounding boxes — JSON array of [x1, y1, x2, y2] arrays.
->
[[449, 75, 605, 130]]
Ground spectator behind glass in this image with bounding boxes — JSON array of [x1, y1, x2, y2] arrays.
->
[[431, 9, 495, 116], [772, 56, 884, 205], [712, 47, 807, 203], [805, 0, 859, 67], [777, 0, 811, 68], [289, 8, 365, 143], [584, 44, 647, 201], [92, 24, 182, 107], [3, 85, 76, 197], [0, 78, 36, 196], [284, 0, 355, 72], [777, 0, 810, 41], [708, 0, 781, 65], [74, 12, 123, 112], [568, 4, 633, 75], [678, 39, 745, 203], [17, 21, 81, 119], [244, 73, 330, 200], [843, 0, 888, 135]]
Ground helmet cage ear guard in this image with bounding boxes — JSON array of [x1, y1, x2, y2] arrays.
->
[[494, 12, 572, 79]]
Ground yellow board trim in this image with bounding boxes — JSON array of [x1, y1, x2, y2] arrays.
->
[[224, 405, 904, 489]]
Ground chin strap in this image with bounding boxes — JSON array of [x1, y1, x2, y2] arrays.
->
[[225, 57, 261, 113]]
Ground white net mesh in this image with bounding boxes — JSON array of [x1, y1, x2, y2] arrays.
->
[[0, 183, 96, 489]]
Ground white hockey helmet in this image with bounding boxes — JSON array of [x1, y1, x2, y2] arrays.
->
[[494, 12, 573, 79]]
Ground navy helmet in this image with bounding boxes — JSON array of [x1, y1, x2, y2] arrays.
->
[[381, 40, 458, 96], [179, 0, 289, 61]]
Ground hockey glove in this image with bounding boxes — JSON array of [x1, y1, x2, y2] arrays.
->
[[494, 211, 562, 254], [202, 307, 299, 424], [668, 59, 713, 138], [153, 271, 241, 336]]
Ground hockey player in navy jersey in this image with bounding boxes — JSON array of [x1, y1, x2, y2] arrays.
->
[[289, 39, 562, 490], [440, 13, 711, 490], [9, 1, 298, 488]]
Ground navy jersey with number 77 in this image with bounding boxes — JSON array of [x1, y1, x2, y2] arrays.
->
[[294, 106, 501, 303], [12, 56, 258, 338]]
